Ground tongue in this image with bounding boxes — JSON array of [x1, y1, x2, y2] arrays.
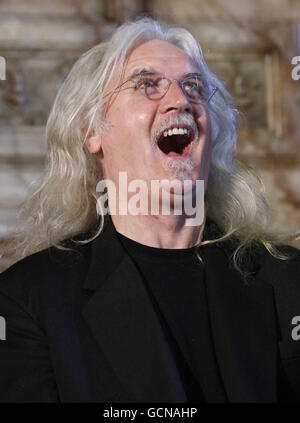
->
[[159, 134, 189, 155]]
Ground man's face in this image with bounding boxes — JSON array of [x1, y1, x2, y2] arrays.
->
[[93, 39, 212, 205]]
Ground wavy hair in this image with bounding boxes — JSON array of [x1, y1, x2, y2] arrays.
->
[[4, 17, 299, 277]]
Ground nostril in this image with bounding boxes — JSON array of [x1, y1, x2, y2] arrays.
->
[[183, 105, 192, 113], [165, 104, 192, 114], [166, 106, 178, 112]]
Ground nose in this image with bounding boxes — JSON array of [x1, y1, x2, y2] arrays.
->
[[158, 80, 193, 115]]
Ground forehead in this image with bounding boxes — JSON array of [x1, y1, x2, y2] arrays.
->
[[124, 39, 199, 77]]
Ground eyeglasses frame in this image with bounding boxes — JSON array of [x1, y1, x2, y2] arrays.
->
[[103, 72, 218, 104]]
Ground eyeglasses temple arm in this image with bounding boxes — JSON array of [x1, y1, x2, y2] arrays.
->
[[207, 86, 218, 103]]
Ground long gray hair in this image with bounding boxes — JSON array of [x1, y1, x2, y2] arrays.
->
[[4, 17, 299, 277]]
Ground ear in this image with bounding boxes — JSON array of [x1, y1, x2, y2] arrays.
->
[[84, 129, 102, 154]]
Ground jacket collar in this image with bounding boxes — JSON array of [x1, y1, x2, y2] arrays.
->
[[82, 214, 278, 402], [82, 215, 188, 401], [82, 214, 223, 291], [83, 215, 125, 291]]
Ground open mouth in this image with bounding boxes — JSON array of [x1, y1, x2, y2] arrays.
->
[[157, 126, 193, 156]]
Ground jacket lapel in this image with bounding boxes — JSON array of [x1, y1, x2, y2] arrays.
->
[[81, 215, 278, 402], [200, 243, 278, 402], [81, 216, 187, 402]]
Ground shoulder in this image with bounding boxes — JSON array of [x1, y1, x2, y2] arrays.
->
[[255, 244, 300, 342], [256, 244, 300, 287], [0, 241, 91, 319], [216, 229, 300, 285], [204, 218, 300, 282]]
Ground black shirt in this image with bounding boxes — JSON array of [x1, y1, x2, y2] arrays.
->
[[116, 230, 227, 402]]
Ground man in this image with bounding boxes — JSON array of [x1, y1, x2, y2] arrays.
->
[[0, 18, 299, 403]]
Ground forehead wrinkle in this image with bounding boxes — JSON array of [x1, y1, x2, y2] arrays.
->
[[125, 68, 203, 85], [125, 66, 156, 80], [123, 45, 199, 79], [127, 68, 203, 79], [127, 59, 198, 74]]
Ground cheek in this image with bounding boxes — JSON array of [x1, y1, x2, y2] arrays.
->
[[101, 105, 154, 161], [123, 101, 155, 137], [195, 105, 210, 132], [109, 104, 156, 149], [195, 107, 212, 166], [124, 112, 149, 137]]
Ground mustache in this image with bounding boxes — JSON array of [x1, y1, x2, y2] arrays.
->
[[151, 114, 199, 150]]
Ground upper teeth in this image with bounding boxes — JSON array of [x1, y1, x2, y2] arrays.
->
[[163, 127, 189, 137]]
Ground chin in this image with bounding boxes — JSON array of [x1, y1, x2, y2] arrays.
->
[[162, 155, 194, 179]]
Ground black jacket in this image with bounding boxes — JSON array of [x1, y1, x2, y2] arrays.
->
[[0, 216, 300, 402]]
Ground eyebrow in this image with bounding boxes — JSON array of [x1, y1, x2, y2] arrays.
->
[[183, 72, 203, 80], [127, 68, 203, 80], [127, 68, 156, 80]]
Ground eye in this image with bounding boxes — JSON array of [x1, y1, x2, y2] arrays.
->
[[135, 76, 160, 97], [185, 80, 198, 88], [138, 78, 155, 88], [137, 78, 158, 94], [183, 78, 204, 98]]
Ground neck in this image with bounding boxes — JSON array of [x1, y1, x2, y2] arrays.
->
[[110, 212, 206, 249]]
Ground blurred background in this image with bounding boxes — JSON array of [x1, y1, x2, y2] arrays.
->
[[0, 0, 299, 271]]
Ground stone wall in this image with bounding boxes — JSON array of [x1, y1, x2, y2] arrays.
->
[[152, 0, 300, 241], [0, 0, 299, 270]]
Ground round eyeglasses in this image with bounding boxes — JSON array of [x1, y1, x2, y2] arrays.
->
[[104, 71, 218, 104]]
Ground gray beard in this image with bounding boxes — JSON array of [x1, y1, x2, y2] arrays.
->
[[163, 156, 194, 181]]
